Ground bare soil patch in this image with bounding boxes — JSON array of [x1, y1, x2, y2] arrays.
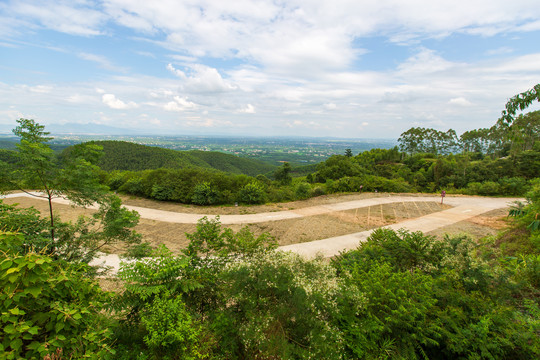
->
[[3, 194, 449, 252], [2, 196, 196, 253], [224, 201, 449, 246], [118, 192, 423, 215], [427, 208, 510, 240], [2, 197, 96, 222]]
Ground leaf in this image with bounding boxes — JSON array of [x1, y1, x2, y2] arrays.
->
[[0, 260, 13, 270], [5, 267, 20, 275], [25, 286, 42, 298], [9, 307, 25, 315], [9, 338, 23, 351]]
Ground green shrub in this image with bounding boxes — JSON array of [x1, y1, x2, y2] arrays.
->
[[124, 242, 154, 259], [150, 184, 173, 201], [191, 182, 221, 205], [238, 182, 266, 204], [294, 182, 311, 200], [498, 177, 528, 196], [0, 232, 114, 359], [311, 186, 326, 197], [215, 251, 345, 359], [140, 295, 204, 360]]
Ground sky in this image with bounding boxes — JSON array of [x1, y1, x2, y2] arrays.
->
[[1, 0, 540, 138]]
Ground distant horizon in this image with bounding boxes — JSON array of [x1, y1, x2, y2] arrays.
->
[[0, 126, 399, 142]]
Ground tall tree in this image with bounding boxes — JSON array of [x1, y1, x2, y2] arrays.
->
[[274, 162, 292, 185], [3, 119, 108, 245], [509, 110, 540, 154]]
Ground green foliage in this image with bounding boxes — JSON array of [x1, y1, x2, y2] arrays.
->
[[140, 295, 205, 360], [53, 194, 142, 264], [0, 201, 50, 254], [398, 127, 459, 155], [274, 162, 292, 185], [215, 251, 345, 359], [334, 228, 445, 274], [117, 246, 199, 317], [191, 182, 221, 205], [338, 261, 440, 359], [69, 140, 275, 176], [123, 241, 154, 259], [500, 84, 540, 125], [294, 182, 311, 200], [0, 232, 114, 359], [183, 217, 277, 263], [238, 181, 266, 204], [4, 119, 110, 248], [315, 155, 364, 181], [334, 229, 540, 359]]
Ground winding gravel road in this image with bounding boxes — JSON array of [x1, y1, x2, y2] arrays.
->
[[2, 192, 521, 272]]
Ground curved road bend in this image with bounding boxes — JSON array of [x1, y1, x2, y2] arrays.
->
[[2, 193, 521, 270]]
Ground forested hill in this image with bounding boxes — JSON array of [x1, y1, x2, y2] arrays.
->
[[64, 140, 276, 176]]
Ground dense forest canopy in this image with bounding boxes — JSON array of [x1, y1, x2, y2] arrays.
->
[[61, 140, 277, 176]]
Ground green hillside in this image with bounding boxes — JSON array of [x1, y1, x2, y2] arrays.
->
[[64, 140, 276, 176], [188, 149, 276, 175]]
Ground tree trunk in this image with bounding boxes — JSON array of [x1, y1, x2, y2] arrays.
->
[[47, 193, 55, 253]]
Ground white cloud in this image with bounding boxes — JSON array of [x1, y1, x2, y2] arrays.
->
[[102, 94, 138, 109], [324, 103, 337, 110], [397, 48, 456, 75], [6, 0, 105, 36], [78, 52, 126, 72], [3, 1, 540, 137], [29, 85, 53, 93], [185, 117, 233, 128], [167, 63, 237, 93], [485, 47, 514, 56], [449, 97, 472, 106], [237, 104, 255, 113], [163, 96, 197, 112]]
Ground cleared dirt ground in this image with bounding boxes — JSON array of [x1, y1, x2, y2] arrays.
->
[[2, 192, 507, 253], [427, 208, 510, 240]]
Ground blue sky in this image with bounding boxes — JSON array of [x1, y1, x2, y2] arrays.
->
[[1, 0, 540, 138]]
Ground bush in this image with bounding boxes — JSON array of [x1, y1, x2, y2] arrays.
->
[[140, 295, 204, 359], [191, 182, 221, 205], [215, 251, 345, 359], [151, 184, 173, 201], [311, 186, 326, 197], [0, 232, 114, 359], [238, 182, 266, 204], [124, 241, 154, 259], [294, 182, 311, 200], [466, 181, 501, 196], [499, 177, 528, 196]]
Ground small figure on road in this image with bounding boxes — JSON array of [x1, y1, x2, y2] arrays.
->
[[441, 190, 446, 204]]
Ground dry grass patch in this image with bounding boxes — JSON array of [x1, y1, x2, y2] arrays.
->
[[119, 191, 399, 215], [427, 208, 510, 240], [225, 201, 448, 246]]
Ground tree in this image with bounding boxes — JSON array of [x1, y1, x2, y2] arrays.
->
[[499, 83, 540, 125], [2, 119, 108, 245], [274, 162, 292, 185], [345, 148, 353, 157], [509, 110, 540, 154], [399, 127, 459, 155], [1, 119, 141, 263]]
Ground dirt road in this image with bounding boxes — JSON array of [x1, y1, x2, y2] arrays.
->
[[2, 192, 521, 271]]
